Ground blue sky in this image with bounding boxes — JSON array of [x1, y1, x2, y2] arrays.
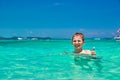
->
[[0, 0, 120, 38]]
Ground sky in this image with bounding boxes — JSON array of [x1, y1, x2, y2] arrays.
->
[[0, 0, 120, 38]]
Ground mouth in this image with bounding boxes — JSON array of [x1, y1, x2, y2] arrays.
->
[[75, 45, 80, 48]]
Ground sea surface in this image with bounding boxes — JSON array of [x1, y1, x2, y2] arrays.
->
[[0, 39, 120, 80]]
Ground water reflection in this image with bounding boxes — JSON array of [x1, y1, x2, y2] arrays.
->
[[74, 55, 103, 72]]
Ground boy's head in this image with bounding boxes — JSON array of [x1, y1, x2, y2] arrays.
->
[[72, 33, 85, 49], [72, 33, 84, 42]]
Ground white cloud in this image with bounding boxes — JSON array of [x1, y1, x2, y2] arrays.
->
[[53, 2, 63, 6]]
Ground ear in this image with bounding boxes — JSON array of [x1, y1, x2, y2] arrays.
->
[[83, 41, 85, 45], [83, 41, 85, 43]]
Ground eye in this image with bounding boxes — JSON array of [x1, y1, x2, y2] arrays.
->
[[78, 40, 81, 42], [73, 40, 76, 42]]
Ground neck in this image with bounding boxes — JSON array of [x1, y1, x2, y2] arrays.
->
[[75, 48, 82, 53]]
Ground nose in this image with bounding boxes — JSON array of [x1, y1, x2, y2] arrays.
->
[[75, 41, 79, 44]]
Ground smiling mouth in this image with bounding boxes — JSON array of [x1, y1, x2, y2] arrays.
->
[[75, 45, 80, 48]]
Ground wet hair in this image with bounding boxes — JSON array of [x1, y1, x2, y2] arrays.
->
[[72, 33, 84, 42]]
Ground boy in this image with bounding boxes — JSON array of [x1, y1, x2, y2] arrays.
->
[[72, 33, 96, 56]]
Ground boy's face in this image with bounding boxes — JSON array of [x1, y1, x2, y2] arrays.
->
[[72, 35, 84, 49]]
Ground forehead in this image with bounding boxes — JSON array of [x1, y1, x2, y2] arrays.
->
[[73, 35, 82, 39]]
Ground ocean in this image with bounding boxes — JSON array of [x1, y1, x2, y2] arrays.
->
[[0, 39, 120, 80]]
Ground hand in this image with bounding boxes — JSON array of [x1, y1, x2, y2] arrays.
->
[[91, 51, 96, 55]]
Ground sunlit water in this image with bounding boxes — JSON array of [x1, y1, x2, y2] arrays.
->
[[0, 39, 120, 80]]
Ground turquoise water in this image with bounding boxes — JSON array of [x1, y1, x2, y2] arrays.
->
[[0, 40, 120, 80]]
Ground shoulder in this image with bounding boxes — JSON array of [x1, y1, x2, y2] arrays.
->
[[84, 50, 91, 54], [85, 50, 91, 52]]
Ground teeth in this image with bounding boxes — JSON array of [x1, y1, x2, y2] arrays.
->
[[75, 45, 78, 47]]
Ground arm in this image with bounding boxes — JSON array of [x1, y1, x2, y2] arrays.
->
[[91, 47, 96, 56], [81, 50, 96, 57], [78, 50, 91, 56]]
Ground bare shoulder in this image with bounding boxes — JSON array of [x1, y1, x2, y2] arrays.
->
[[85, 50, 91, 52], [84, 50, 91, 54]]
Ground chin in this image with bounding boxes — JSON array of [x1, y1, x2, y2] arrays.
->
[[76, 47, 80, 49]]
